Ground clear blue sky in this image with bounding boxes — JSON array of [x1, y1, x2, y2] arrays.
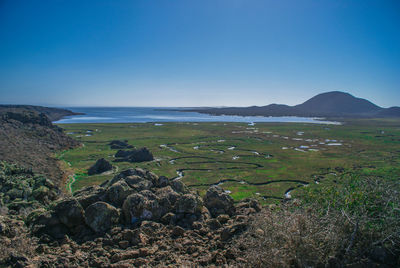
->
[[0, 0, 399, 107]]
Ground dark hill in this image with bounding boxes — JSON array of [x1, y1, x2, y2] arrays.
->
[[294, 91, 382, 116], [198, 104, 295, 117], [188, 91, 399, 118], [0, 105, 82, 121], [375, 106, 400, 118]]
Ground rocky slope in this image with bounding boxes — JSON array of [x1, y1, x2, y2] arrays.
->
[[0, 108, 79, 187], [1, 167, 260, 267]]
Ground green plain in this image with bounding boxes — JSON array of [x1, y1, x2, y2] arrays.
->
[[57, 119, 400, 203]]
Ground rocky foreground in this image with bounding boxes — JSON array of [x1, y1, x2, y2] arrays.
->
[[1, 166, 261, 267]]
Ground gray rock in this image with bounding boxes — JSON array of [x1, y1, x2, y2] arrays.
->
[[109, 140, 133, 149], [73, 185, 107, 209], [156, 176, 169, 187], [106, 180, 134, 207], [85, 201, 119, 233], [156, 186, 180, 210], [108, 168, 147, 186], [122, 193, 149, 224], [125, 176, 153, 192], [54, 198, 85, 228], [144, 171, 159, 185], [88, 158, 113, 175], [29, 210, 68, 239], [114, 148, 154, 163], [203, 186, 235, 217], [171, 180, 189, 194], [175, 194, 202, 214]]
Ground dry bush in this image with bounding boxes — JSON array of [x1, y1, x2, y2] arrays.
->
[[234, 172, 400, 267], [234, 207, 351, 267]]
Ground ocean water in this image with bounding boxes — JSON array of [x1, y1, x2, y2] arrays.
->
[[54, 107, 339, 124]]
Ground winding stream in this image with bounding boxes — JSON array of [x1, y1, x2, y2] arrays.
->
[[162, 138, 339, 199]]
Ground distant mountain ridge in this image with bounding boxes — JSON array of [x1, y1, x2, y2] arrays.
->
[[188, 91, 400, 118]]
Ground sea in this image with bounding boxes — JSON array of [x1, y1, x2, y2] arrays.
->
[[54, 107, 340, 124]]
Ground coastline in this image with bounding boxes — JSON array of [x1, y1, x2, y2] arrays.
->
[[54, 107, 340, 124]]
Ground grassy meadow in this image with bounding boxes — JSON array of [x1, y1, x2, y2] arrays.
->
[[56, 119, 400, 203]]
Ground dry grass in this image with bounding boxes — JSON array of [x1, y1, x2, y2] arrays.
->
[[234, 207, 351, 267], [234, 172, 400, 267]]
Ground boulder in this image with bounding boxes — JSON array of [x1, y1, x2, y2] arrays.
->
[[122, 192, 163, 224], [85, 202, 120, 233], [73, 185, 107, 209], [203, 186, 235, 217], [106, 180, 134, 207], [122, 193, 149, 224], [175, 194, 202, 214], [109, 140, 133, 149], [108, 168, 147, 186], [29, 210, 69, 239], [54, 198, 85, 228], [115, 150, 133, 158], [129, 147, 154, 162], [156, 186, 180, 212], [171, 180, 189, 194], [124, 176, 153, 192], [156, 176, 169, 188], [88, 158, 113, 175], [114, 148, 154, 163]]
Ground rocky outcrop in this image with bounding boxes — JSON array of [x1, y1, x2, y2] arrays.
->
[[114, 147, 154, 163], [108, 140, 133, 149], [87, 158, 113, 175], [29, 168, 259, 240], [11, 168, 262, 266]]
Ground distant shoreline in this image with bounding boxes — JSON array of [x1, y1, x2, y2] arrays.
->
[[54, 107, 340, 125]]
